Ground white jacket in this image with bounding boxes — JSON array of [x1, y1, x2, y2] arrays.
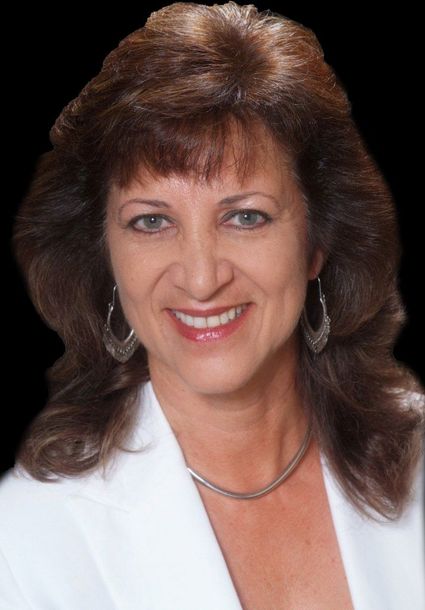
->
[[0, 380, 424, 609]]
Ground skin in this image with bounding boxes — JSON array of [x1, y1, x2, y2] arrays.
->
[[105, 129, 324, 494]]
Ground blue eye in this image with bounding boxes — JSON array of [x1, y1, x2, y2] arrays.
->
[[130, 215, 170, 233], [227, 210, 270, 228]]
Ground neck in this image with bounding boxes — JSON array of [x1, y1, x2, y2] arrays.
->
[[148, 342, 310, 497]]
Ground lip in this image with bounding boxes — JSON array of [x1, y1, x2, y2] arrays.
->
[[166, 303, 253, 343]]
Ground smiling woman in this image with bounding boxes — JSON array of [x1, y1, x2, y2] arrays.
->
[[104, 128, 321, 398], [1, 2, 424, 609]]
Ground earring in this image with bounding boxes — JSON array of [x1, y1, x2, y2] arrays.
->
[[102, 284, 139, 363], [301, 276, 331, 354]]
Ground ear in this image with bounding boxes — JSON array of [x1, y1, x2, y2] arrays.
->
[[308, 247, 326, 280]]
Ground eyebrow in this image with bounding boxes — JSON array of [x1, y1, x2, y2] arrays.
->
[[119, 191, 280, 211]]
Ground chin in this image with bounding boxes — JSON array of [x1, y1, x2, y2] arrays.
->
[[174, 359, 260, 397]]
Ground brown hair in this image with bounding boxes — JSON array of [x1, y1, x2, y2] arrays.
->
[[12, 2, 424, 520]]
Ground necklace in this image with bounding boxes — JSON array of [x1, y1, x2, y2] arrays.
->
[[186, 420, 313, 500]]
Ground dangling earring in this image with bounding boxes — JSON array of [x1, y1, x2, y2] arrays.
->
[[301, 276, 331, 354], [102, 284, 139, 363]]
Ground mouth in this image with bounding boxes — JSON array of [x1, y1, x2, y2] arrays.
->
[[170, 303, 249, 328], [166, 303, 253, 343]]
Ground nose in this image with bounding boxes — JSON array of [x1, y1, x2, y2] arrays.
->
[[169, 231, 234, 301]]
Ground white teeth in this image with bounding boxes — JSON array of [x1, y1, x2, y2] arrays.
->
[[219, 312, 229, 325], [172, 304, 247, 328], [208, 315, 222, 328], [193, 316, 206, 328]]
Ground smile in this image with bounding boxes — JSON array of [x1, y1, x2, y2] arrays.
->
[[171, 304, 248, 328], [166, 303, 253, 343]]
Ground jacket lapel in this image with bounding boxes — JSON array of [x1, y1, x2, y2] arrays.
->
[[69, 380, 243, 610], [321, 451, 425, 610], [127, 380, 243, 609]]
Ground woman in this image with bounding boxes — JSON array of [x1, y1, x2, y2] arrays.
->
[[1, 2, 423, 609]]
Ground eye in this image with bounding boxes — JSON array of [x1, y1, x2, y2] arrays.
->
[[224, 209, 272, 229], [129, 214, 172, 233]]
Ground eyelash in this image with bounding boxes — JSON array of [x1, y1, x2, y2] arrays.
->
[[128, 209, 273, 235]]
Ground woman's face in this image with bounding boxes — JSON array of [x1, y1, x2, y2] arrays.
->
[[105, 133, 323, 397]]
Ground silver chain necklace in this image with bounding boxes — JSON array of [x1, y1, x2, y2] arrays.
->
[[186, 421, 313, 500]]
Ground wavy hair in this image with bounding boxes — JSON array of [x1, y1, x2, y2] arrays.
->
[[12, 1, 424, 520]]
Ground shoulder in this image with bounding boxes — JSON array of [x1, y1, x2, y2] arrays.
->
[[0, 381, 155, 524], [0, 449, 139, 527], [0, 463, 138, 608], [0, 465, 78, 505], [0, 466, 95, 546], [0, 380, 162, 530], [0, 467, 92, 597], [0, 464, 91, 508], [0, 454, 143, 591]]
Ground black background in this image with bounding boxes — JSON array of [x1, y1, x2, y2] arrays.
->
[[3, 3, 423, 474]]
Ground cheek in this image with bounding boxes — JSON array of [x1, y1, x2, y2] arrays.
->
[[251, 230, 309, 344], [246, 228, 309, 294], [106, 230, 153, 318]]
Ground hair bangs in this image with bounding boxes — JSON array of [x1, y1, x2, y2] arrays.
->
[[106, 111, 277, 192]]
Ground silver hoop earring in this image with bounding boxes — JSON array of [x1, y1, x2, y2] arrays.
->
[[102, 284, 139, 363], [301, 276, 331, 354]]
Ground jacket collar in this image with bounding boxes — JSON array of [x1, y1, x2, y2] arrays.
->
[[72, 380, 424, 610], [320, 444, 424, 609], [71, 380, 243, 609]]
